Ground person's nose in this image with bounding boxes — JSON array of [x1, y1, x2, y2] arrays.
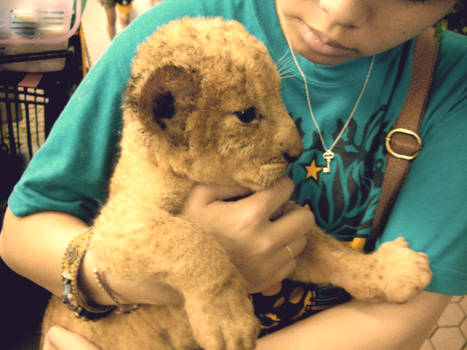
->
[[318, 0, 370, 29]]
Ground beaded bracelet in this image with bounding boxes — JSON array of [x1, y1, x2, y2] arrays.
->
[[61, 228, 115, 321], [93, 268, 140, 314]]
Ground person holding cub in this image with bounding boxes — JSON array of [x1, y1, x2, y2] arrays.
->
[[2, 0, 466, 349]]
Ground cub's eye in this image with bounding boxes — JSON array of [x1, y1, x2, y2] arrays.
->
[[234, 107, 258, 123]]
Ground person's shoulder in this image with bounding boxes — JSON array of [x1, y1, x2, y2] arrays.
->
[[432, 31, 467, 99], [437, 31, 467, 67], [440, 30, 467, 48], [423, 31, 467, 130]]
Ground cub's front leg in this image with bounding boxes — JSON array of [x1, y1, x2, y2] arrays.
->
[[290, 227, 432, 303], [89, 205, 259, 350]]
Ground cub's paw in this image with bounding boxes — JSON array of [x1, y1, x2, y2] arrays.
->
[[367, 237, 432, 303], [185, 280, 259, 350]]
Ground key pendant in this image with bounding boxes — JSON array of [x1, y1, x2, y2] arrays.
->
[[322, 150, 334, 173]]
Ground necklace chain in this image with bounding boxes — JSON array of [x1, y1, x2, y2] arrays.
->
[[286, 39, 375, 173]]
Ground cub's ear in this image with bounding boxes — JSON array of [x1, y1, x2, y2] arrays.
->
[[131, 65, 201, 131]]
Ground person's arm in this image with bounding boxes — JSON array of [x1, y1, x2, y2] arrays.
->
[[42, 290, 450, 350], [257, 290, 451, 350], [182, 180, 453, 349], [0, 208, 183, 307], [0, 177, 309, 307], [0, 209, 89, 299], [6, 178, 451, 350]]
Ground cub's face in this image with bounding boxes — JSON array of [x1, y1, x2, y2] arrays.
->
[[124, 18, 303, 191]]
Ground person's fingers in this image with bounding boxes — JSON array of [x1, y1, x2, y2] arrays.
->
[[46, 326, 101, 350], [43, 337, 51, 350], [235, 177, 294, 217], [193, 177, 293, 219], [267, 204, 314, 251], [283, 235, 308, 259], [246, 235, 307, 294], [186, 183, 252, 207], [189, 177, 293, 209], [183, 177, 294, 232], [269, 235, 307, 276], [269, 199, 300, 222], [249, 259, 297, 294]]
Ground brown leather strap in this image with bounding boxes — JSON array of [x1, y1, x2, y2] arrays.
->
[[365, 28, 440, 252]]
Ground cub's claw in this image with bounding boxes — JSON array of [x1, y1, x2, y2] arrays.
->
[[186, 281, 259, 350]]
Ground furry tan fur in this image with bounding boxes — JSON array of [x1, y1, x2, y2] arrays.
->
[[41, 17, 432, 350]]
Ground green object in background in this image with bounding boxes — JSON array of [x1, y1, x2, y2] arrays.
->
[[71, 0, 87, 28], [436, 2, 466, 38]]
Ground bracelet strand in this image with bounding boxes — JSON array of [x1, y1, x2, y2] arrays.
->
[[61, 228, 115, 321], [93, 268, 140, 314]]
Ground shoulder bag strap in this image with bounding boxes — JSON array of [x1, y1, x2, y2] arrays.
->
[[365, 27, 440, 252]]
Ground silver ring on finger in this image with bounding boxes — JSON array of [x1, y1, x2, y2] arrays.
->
[[284, 244, 294, 259]]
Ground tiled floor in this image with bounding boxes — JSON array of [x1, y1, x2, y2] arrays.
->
[[422, 295, 467, 350], [82, 0, 153, 65]]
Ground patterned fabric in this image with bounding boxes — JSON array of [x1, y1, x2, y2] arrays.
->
[[252, 280, 351, 337]]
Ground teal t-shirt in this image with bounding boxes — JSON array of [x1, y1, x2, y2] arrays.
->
[[8, 0, 467, 336]]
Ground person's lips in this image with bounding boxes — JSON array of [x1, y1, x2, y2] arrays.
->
[[299, 22, 355, 57]]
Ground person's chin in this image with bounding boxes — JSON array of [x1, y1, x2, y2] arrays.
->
[[295, 23, 357, 65], [294, 44, 357, 66]]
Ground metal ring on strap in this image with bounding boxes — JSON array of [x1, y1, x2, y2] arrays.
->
[[385, 128, 422, 160]]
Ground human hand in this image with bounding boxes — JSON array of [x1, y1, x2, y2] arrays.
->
[[44, 326, 101, 350], [182, 177, 312, 293]]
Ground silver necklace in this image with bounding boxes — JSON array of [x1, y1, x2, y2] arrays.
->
[[286, 39, 375, 173]]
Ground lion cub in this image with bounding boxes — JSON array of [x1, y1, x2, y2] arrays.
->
[[41, 17, 431, 350]]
